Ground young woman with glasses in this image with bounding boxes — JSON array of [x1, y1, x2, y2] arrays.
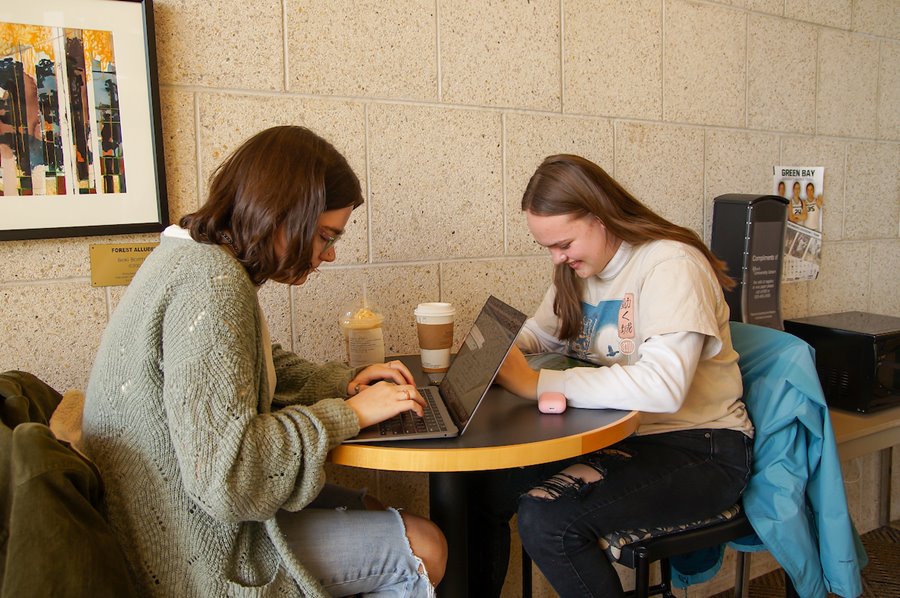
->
[[82, 126, 446, 597], [468, 154, 753, 597]]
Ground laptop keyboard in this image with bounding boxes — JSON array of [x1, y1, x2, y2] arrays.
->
[[377, 387, 447, 436]]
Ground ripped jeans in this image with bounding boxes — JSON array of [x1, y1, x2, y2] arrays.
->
[[277, 484, 435, 597], [466, 428, 752, 597]]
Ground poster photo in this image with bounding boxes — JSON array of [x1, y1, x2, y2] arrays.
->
[[773, 166, 824, 283], [0, 0, 167, 241]]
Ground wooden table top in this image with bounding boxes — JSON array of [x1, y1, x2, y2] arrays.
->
[[829, 404, 900, 462], [329, 359, 639, 472]]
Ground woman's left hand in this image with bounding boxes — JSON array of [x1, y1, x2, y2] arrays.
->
[[495, 345, 539, 400], [347, 360, 416, 396]]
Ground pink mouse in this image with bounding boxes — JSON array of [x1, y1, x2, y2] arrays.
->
[[538, 392, 567, 414]]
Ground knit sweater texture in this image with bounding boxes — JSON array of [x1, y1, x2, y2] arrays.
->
[[82, 235, 361, 597]]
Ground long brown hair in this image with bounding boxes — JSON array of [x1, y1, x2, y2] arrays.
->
[[181, 126, 363, 285], [522, 154, 734, 341]]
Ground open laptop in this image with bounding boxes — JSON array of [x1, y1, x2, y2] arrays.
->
[[524, 352, 602, 370], [345, 295, 527, 443]]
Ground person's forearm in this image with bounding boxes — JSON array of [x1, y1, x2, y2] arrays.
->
[[503, 367, 539, 400], [495, 346, 539, 400], [538, 332, 704, 412]]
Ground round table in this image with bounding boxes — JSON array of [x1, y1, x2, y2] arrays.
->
[[328, 356, 640, 597]]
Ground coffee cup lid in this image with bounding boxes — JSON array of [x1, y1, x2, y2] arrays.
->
[[414, 302, 455, 317]]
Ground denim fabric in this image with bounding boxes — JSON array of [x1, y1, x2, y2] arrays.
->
[[277, 503, 434, 598], [467, 428, 751, 597], [306, 482, 369, 510]]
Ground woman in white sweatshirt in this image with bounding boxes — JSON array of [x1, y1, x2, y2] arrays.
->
[[468, 154, 753, 597]]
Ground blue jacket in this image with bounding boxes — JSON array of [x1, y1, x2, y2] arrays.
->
[[673, 323, 866, 597]]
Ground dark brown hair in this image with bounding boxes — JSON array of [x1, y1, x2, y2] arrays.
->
[[522, 154, 735, 341], [180, 126, 363, 285]]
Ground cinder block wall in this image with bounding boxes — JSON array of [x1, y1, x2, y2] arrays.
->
[[1, 1, 897, 596]]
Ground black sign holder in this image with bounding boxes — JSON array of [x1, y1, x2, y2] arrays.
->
[[711, 194, 789, 330]]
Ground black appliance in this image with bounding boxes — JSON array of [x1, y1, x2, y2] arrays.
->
[[784, 311, 900, 413]]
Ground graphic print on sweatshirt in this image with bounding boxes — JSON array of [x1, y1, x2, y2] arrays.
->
[[568, 298, 631, 363]]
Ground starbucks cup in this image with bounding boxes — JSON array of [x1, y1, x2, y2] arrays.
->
[[414, 302, 456, 373]]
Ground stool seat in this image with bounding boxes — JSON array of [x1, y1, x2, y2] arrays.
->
[[615, 508, 763, 598], [522, 505, 799, 598], [522, 504, 781, 598], [604, 503, 744, 566]]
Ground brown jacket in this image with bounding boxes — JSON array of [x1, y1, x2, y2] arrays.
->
[[0, 371, 136, 597]]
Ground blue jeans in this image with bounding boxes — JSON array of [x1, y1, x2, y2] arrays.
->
[[277, 484, 435, 597], [467, 428, 752, 597]]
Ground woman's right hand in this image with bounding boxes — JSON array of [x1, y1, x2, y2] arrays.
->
[[345, 381, 426, 429]]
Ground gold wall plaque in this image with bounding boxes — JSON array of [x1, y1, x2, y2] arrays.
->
[[89, 243, 159, 287]]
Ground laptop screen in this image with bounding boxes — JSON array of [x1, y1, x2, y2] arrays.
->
[[439, 296, 527, 432]]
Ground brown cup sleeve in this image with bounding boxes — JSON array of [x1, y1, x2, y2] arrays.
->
[[417, 322, 453, 350]]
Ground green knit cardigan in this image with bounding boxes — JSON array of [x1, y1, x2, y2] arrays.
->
[[83, 235, 360, 597]]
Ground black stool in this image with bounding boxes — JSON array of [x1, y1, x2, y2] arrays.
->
[[521, 506, 799, 598]]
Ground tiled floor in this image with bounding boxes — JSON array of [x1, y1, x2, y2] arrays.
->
[[710, 520, 900, 598]]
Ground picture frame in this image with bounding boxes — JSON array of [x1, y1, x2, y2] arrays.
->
[[0, 0, 168, 241]]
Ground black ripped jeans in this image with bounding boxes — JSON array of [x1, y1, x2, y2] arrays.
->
[[466, 428, 752, 597]]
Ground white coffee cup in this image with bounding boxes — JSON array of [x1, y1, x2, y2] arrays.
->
[[414, 302, 456, 373]]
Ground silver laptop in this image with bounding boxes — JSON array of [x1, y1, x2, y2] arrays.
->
[[345, 295, 526, 443]]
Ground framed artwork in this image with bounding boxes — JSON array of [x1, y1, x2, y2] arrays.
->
[[0, 0, 167, 241]]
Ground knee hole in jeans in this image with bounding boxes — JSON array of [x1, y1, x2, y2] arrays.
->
[[526, 463, 606, 500]]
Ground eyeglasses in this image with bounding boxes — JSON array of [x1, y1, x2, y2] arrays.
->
[[320, 230, 342, 254]]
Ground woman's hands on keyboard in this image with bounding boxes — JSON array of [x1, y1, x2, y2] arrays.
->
[[346, 381, 425, 429], [348, 360, 416, 395]]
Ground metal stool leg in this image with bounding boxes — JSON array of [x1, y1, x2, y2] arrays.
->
[[522, 549, 532, 598], [734, 551, 751, 598], [634, 550, 651, 598], [659, 558, 676, 598]]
